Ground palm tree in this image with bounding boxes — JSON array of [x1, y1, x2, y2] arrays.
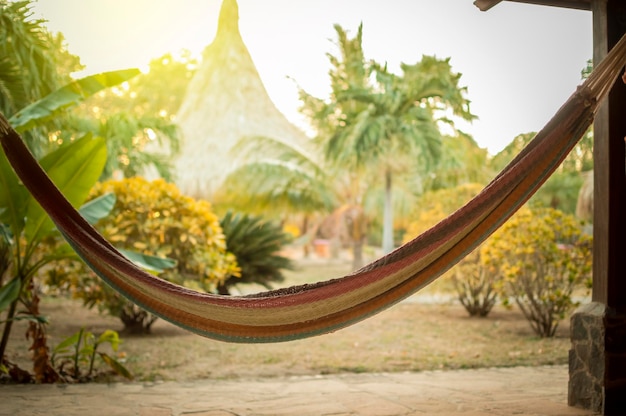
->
[[327, 67, 442, 253], [222, 24, 476, 265], [301, 25, 474, 254], [0, 1, 60, 115], [217, 135, 336, 216], [0, 0, 83, 156], [216, 135, 342, 260]]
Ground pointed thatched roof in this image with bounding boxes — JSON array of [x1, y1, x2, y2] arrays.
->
[[173, 0, 308, 200]]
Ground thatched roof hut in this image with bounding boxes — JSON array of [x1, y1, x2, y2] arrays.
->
[[172, 0, 308, 200]]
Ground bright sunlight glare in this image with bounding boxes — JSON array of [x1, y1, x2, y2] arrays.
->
[[32, 0, 592, 155]]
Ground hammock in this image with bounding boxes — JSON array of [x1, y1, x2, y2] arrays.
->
[[1, 35, 625, 344]]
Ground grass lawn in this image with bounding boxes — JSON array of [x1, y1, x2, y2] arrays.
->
[[5, 259, 574, 382]]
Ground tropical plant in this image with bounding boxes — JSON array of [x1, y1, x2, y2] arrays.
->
[[51, 328, 132, 382], [0, 130, 107, 382], [217, 136, 336, 216], [0, 69, 139, 382], [490, 129, 593, 216], [0, 0, 83, 156], [481, 207, 592, 337], [0, 0, 64, 114], [63, 112, 180, 181], [61, 177, 239, 333], [65, 51, 196, 181], [218, 24, 477, 267], [300, 24, 475, 254], [217, 211, 294, 294], [219, 133, 376, 269]]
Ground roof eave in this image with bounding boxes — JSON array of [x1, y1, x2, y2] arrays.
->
[[474, 0, 591, 12]]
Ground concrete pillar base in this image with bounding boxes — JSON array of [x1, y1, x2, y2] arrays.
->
[[569, 302, 626, 414], [568, 302, 605, 412]]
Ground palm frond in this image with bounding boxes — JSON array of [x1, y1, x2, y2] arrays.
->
[[218, 160, 336, 214], [219, 211, 294, 292]]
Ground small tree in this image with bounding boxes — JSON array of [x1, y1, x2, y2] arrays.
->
[[481, 207, 592, 337], [55, 177, 239, 333], [451, 250, 498, 317]]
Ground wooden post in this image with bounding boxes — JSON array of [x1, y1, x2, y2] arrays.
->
[[591, 0, 626, 307], [570, 0, 626, 412], [570, 1, 626, 413], [589, 1, 626, 413]]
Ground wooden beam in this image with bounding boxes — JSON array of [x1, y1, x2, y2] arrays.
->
[[474, 0, 591, 11], [474, 0, 503, 11], [505, 0, 590, 9]]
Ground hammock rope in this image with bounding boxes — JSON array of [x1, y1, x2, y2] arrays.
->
[[1, 33, 625, 343]]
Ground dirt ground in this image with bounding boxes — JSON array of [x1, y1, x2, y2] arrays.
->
[[4, 261, 573, 382]]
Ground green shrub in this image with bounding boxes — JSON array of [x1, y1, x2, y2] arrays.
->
[[51, 328, 132, 382], [481, 207, 592, 337], [451, 250, 498, 317], [217, 211, 294, 294], [53, 177, 239, 333]]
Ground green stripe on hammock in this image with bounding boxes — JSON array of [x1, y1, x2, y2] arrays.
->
[[1, 33, 625, 343]]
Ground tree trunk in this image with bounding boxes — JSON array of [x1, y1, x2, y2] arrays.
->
[[382, 169, 394, 254], [120, 305, 154, 334], [217, 282, 231, 295], [344, 205, 366, 270], [352, 239, 364, 270], [302, 215, 310, 258]]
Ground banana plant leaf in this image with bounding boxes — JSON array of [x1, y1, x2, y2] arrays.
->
[[8, 69, 140, 133], [24, 133, 107, 243], [117, 249, 177, 274], [0, 149, 28, 237], [1, 69, 138, 241], [79, 193, 116, 225]]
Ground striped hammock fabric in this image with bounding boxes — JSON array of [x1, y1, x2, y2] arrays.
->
[[1, 34, 625, 343]]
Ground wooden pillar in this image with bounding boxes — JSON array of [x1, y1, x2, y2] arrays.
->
[[598, 2, 626, 413], [575, 1, 626, 414], [591, 0, 626, 308]]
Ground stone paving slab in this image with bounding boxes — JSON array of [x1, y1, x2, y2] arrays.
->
[[0, 365, 598, 416]]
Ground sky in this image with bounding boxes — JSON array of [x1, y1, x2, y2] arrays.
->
[[32, 0, 593, 155]]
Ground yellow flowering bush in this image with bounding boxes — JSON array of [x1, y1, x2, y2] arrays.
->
[[481, 207, 592, 337], [90, 178, 239, 286], [404, 183, 497, 316], [403, 184, 485, 239], [60, 177, 239, 332]]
